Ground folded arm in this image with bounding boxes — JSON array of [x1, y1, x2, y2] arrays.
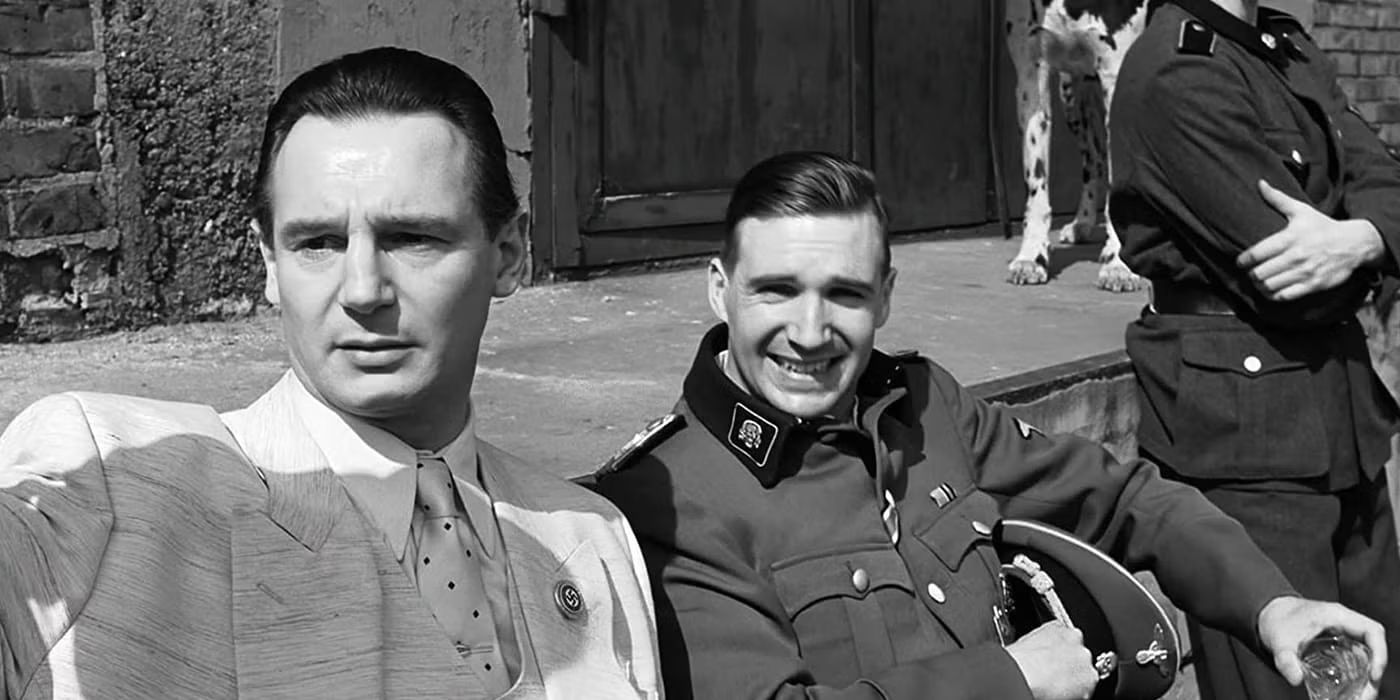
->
[[0, 395, 113, 699]]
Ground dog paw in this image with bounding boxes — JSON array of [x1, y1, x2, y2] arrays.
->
[[1095, 258, 1146, 292], [1008, 257, 1050, 285]]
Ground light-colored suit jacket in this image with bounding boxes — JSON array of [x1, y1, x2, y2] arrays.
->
[[0, 379, 660, 699]]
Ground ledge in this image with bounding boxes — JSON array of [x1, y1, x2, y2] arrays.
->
[[970, 349, 1132, 405]]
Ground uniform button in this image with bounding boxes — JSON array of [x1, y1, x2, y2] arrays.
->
[[1243, 355, 1262, 373], [1290, 149, 1303, 165], [927, 583, 947, 604], [972, 520, 993, 536], [1261, 32, 1277, 49], [851, 568, 870, 593]]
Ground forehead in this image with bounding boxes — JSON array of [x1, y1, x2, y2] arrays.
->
[[731, 212, 885, 278], [269, 113, 477, 221]]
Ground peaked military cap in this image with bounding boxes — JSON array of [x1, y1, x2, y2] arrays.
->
[[994, 519, 1181, 700]]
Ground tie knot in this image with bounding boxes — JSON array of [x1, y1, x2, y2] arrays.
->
[[416, 456, 461, 518]]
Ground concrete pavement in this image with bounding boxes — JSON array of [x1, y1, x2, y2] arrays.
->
[[0, 235, 1148, 478]]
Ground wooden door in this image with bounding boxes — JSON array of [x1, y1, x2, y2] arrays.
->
[[872, 0, 996, 231], [535, 0, 1008, 274], [536, 0, 870, 271]]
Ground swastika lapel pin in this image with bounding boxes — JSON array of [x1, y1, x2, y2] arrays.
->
[[554, 580, 585, 620]]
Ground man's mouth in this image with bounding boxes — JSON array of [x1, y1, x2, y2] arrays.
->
[[338, 339, 412, 351], [770, 355, 839, 377]]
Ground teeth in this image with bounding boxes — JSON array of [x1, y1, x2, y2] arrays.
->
[[775, 357, 834, 375]]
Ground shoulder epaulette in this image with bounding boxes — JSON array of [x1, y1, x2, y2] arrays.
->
[[1177, 19, 1216, 56], [592, 413, 684, 479], [890, 348, 923, 362]]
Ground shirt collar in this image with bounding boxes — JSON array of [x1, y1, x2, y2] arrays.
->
[[1167, 0, 1295, 68], [682, 324, 910, 488], [285, 371, 487, 561]]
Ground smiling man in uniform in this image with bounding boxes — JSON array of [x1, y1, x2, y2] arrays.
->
[[589, 150, 1387, 700]]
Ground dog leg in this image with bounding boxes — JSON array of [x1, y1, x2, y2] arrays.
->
[[1094, 57, 1146, 292], [1057, 73, 1104, 247], [1009, 32, 1054, 285]]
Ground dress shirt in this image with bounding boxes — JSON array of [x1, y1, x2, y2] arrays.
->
[[285, 372, 521, 682]]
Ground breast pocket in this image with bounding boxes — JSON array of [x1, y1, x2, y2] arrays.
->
[[911, 490, 1004, 644], [769, 546, 917, 684], [1173, 330, 1328, 479]]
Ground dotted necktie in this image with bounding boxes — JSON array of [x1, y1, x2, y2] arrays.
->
[[414, 456, 509, 693]]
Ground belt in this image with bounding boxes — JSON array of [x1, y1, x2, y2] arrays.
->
[[1150, 281, 1236, 316]]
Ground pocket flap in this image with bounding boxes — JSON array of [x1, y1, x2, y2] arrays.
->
[[770, 547, 913, 617], [1180, 331, 1312, 376], [914, 491, 998, 572]]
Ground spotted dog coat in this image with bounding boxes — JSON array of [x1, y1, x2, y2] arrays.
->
[[1005, 0, 1149, 291]]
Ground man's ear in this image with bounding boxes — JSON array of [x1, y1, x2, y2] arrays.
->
[[253, 219, 279, 306], [876, 266, 897, 328], [707, 257, 730, 324], [492, 211, 529, 298]]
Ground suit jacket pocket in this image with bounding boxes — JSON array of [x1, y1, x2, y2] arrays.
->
[[1173, 330, 1329, 480]]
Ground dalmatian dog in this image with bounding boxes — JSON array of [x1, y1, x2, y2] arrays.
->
[[1005, 0, 1150, 291]]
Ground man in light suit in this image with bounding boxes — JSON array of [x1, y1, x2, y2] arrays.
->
[[0, 47, 660, 699]]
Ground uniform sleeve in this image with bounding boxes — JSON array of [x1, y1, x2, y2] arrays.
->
[[0, 394, 114, 699], [930, 363, 1293, 650], [597, 457, 1034, 700], [1113, 56, 1369, 327], [1309, 43, 1400, 270]]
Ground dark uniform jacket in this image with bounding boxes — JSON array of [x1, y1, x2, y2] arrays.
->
[[1109, 0, 1400, 488], [590, 324, 1295, 699]]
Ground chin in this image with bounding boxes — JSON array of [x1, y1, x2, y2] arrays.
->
[[766, 393, 842, 420], [320, 374, 422, 418]]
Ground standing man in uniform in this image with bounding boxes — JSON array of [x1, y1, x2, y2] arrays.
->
[[0, 47, 660, 699], [589, 151, 1387, 700], [1110, 0, 1400, 697]]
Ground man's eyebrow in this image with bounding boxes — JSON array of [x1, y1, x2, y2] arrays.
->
[[827, 276, 877, 293], [746, 272, 877, 293], [366, 215, 465, 236], [745, 272, 798, 288], [277, 219, 344, 241]]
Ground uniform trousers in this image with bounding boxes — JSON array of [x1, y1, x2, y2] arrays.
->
[[1153, 458, 1400, 700]]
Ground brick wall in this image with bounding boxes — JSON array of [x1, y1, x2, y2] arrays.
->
[[1315, 0, 1400, 146], [0, 0, 115, 339], [0, 0, 278, 341], [1, 1, 527, 342]]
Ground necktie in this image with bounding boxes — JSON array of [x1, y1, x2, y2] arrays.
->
[[414, 456, 510, 693]]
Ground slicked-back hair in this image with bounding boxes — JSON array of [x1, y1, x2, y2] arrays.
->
[[721, 151, 890, 272], [250, 46, 518, 244]]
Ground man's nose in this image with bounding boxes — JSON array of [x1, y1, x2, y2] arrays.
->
[[786, 295, 831, 350], [338, 237, 395, 314]]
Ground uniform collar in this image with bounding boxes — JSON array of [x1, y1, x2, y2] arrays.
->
[[1168, 0, 1292, 67], [682, 323, 910, 488]]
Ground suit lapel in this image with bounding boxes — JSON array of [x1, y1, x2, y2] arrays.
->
[[482, 442, 629, 697], [222, 375, 480, 697]]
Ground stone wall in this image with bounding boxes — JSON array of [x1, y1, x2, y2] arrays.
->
[[0, 0, 277, 341], [1315, 0, 1400, 146], [99, 0, 279, 331]]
